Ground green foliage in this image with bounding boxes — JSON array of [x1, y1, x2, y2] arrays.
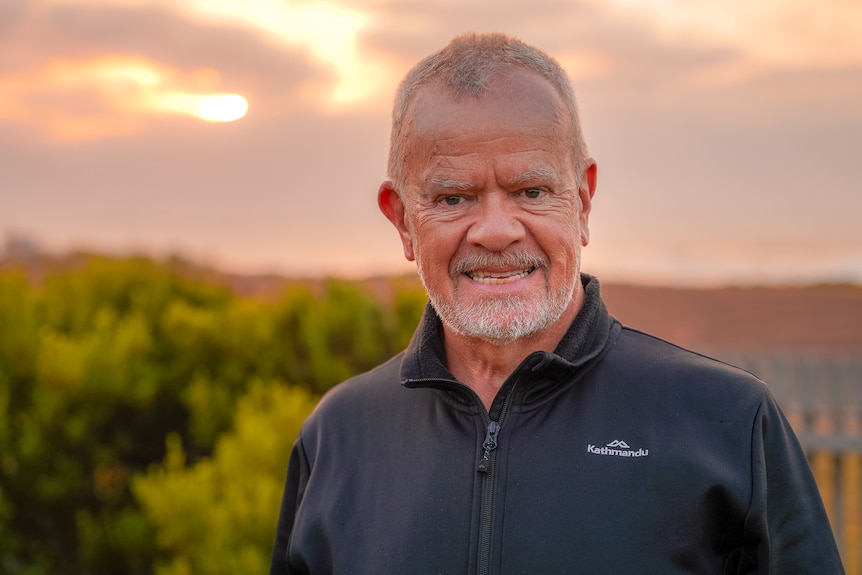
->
[[133, 382, 317, 575], [0, 257, 224, 574], [0, 256, 427, 574], [272, 280, 396, 393], [393, 283, 429, 350]]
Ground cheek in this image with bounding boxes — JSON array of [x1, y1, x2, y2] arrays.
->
[[537, 219, 582, 272], [410, 223, 446, 271], [414, 215, 463, 251]]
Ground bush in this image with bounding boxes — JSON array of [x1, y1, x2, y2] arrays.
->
[[0, 256, 426, 574], [133, 382, 317, 575]]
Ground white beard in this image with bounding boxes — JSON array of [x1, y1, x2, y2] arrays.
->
[[416, 247, 579, 343]]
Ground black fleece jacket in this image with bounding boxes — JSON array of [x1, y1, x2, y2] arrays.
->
[[270, 275, 843, 574]]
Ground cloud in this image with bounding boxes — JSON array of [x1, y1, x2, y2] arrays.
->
[[173, 0, 385, 105], [359, 0, 862, 113], [592, 0, 862, 68], [0, 1, 340, 141]]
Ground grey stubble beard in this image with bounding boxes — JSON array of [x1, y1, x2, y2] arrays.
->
[[416, 246, 580, 343]]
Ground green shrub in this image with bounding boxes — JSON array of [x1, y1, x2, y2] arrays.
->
[[133, 382, 317, 575]]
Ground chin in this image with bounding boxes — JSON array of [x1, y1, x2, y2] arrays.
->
[[435, 293, 571, 343]]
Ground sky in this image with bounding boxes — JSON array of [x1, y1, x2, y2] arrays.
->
[[1, 0, 861, 286]]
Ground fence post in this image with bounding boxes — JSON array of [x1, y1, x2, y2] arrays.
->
[[839, 356, 861, 575]]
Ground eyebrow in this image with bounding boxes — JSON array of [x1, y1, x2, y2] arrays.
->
[[507, 168, 556, 186], [427, 167, 557, 191], [429, 177, 472, 190]]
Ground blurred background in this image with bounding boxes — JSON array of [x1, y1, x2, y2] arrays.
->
[[0, 0, 860, 573]]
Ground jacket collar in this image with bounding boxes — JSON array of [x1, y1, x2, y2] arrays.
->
[[399, 274, 616, 399]]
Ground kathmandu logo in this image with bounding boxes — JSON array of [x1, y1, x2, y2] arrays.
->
[[587, 440, 649, 458]]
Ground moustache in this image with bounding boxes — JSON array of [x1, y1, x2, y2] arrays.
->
[[449, 250, 548, 276]]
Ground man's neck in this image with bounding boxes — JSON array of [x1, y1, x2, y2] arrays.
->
[[444, 291, 583, 410]]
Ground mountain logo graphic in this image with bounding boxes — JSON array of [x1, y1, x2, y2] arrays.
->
[[606, 440, 630, 449]]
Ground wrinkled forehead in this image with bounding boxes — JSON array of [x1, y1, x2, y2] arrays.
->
[[398, 71, 576, 191]]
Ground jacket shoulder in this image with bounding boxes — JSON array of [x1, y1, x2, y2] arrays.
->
[[299, 352, 409, 430], [611, 324, 771, 402]]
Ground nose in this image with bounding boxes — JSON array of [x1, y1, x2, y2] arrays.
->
[[465, 192, 526, 252]]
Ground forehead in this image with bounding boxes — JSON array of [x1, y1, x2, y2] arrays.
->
[[402, 69, 573, 185], [408, 68, 568, 137]]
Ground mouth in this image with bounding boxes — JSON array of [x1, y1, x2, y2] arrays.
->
[[465, 267, 536, 284]]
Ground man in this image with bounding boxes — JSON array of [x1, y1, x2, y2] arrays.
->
[[270, 33, 843, 574]]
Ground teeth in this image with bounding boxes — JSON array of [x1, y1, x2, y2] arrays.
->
[[467, 268, 534, 283]]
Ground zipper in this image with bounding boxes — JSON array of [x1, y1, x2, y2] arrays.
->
[[401, 374, 521, 575], [475, 383, 517, 575], [477, 421, 500, 473]]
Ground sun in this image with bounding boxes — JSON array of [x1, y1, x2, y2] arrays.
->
[[154, 92, 249, 123], [193, 94, 249, 122]]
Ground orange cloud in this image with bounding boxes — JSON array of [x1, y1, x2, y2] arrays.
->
[[593, 0, 862, 69], [0, 55, 248, 142], [176, 0, 388, 107]]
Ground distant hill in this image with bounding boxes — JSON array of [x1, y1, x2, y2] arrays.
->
[[3, 252, 860, 354], [600, 283, 862, 354]]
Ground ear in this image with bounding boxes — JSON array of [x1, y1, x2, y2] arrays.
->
[[578, 160, 597, 247], [378, 181, 416, 261]]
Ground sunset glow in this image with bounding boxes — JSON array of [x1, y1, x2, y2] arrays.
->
[[1, 0, 860, 285], [0, 56, 249, 140], [180, 0, 382, 104], [155, 93, 249, 123]]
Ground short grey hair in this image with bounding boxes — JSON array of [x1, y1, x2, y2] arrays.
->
[[387, 32, 589, 192]]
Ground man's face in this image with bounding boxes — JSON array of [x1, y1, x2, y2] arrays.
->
[[379, 69, 596, 342]]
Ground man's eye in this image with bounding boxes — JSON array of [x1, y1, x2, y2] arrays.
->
[[523, 188, 543, 199], [443, 195, 463, 206]]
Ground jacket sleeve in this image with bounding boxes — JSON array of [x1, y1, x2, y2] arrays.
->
[[743, 393, 845, 574], [270, 437, 311, 575]]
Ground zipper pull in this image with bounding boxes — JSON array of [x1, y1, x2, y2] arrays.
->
[[477, 421, 500, 473]]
